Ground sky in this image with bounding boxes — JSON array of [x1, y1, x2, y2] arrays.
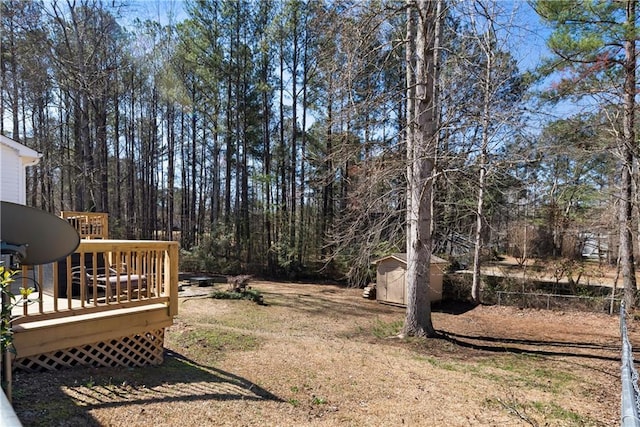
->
[[125, 0, 552, 69], [123, 0, 187, 25], [511, 1, 552, 71]]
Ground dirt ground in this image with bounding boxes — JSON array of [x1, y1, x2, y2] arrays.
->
[[12, 280, 628, 426]]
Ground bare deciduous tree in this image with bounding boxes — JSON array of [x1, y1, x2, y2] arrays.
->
[[403, 0, 443, 338]]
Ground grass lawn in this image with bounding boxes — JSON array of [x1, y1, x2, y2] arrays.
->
[[12, 280, 623, 426]]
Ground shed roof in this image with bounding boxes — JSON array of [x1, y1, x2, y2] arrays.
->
[[373, 253, 447, 265]]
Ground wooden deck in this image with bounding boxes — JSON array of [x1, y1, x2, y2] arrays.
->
[[9, 239, 179, 371], [60, 211, 109, 239]]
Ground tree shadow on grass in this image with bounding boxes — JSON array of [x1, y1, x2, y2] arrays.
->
[[13, 350, 282, 427], [435, 330, 620, 363], [261, 289, 402, 318]]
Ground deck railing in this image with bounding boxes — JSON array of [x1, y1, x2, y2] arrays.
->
[[11, 239, 179, 325], [60, 211, 109, 239]]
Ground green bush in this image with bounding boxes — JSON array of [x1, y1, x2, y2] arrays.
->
[[1, 267, 17, 355], [210, 288, 264, 305], [180, 232, 241, 274], [442, 274, 472, 301]]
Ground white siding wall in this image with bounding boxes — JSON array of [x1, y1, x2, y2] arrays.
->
[[0, 136, 40, 205], [0, 143, 23, 204]]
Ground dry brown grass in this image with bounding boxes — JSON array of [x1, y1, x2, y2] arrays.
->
[[12, 280, 626, 426]]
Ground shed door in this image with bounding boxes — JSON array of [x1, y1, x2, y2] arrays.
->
[[386, 265, 405, 305]]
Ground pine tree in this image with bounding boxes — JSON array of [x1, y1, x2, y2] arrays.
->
[[534, 0, 638, 307]]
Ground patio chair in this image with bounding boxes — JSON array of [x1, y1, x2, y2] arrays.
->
[[71, 265, 147, 302]]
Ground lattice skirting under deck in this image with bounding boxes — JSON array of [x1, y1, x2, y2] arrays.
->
[[13, 329, 165, 372]]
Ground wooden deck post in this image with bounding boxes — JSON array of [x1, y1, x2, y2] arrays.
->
[[168, 242, 179, 317]]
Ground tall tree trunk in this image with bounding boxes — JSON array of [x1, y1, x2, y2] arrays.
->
[[149, 88, 159, 239], [167, 104, 175, 240], [190, 92, 198, 246], [278, 27, 287, 248], [403, 0, 440, 338], [261, 38, 273, 274], [113, 75, 121, 226], [225, 64, 233, 226], [290, 8, 299, 256], [405, 1, 415, 260], [127, 75, 136, 238], [322, 81, 334, 256], [61, 95, 72, 209], [96, 100, 108, 213], [210, 111, 220, 230], [73, 102, 85, 211], [8, 18, 19, 142], [298, 17, 309, 264], [180, 110, 190, 247], [198, 114, 208, 243], [472, 30, 493, 304], [241, 57, 250, 263], [234, 8, 245, 259], [621, 0, 637, 308]]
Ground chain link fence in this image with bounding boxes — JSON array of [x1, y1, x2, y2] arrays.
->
[[445, 273, 622, 314], [495, 291, 620, 314], [446, 272, 640, 425], [620, 302, 640, 426]]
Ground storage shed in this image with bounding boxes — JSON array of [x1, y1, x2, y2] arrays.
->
[[0, 135, 41, 204], [373, 253, 447, 306]]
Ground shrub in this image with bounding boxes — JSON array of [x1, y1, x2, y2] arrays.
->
[[1, 266, 17, 355], [210, 288, 264, 305]]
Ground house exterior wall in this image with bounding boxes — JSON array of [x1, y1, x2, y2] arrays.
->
[[0, 135, 40, 205], [0, 143, 22, 203]]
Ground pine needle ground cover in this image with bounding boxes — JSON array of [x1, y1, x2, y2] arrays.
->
[[12, 281, 622, 426]]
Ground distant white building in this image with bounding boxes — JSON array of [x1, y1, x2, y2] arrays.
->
[[580, 233, 609, 261], [0, 134, 41, 204]]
